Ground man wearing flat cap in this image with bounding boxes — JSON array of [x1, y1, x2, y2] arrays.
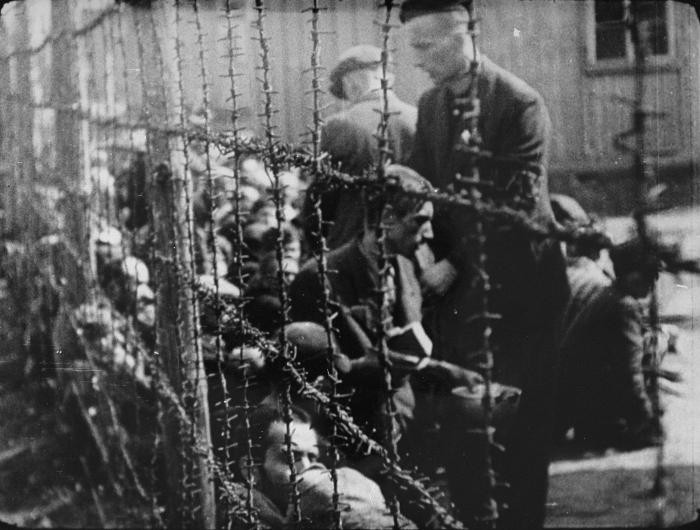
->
[[400, 1, 569, 528], [305, 44, 417, 250]]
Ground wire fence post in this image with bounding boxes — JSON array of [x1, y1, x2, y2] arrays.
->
[[11, 4, 36, 243], [146, 2, 215, 526], [0, 19, 11, 236], [51, 0, 86, 310], [152, 159, 217, 528]]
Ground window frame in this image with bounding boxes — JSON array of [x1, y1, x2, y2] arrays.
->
[[585, 0, 678, 75]]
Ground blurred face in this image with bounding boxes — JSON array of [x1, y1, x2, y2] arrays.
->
[[254, 205, 278, 227], [385, 201, 434, 257], [406, 14, 470, 83], [284, 240, 301, 263], [262, 420, 319, 504]]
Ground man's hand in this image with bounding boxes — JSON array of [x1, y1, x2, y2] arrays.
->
[[420, 259, 458, 297], [422, 359, 484, 391]]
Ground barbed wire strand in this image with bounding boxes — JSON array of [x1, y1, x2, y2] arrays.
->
[[171, 0, 207, 521], [221, 1, 260, 527], [302, 1, 343, 527], [374, 3, 401, 528], [111, 6, 165, 522], [454, 2, 499, 526], [191, 3, 234, 525], [252, 1, 303, 526]]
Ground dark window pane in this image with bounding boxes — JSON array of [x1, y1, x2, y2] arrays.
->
[[596, 25, 627, 59], [635, 1, 667, 23], [634, 1, 669, 55], [595, 0, 624, 23]]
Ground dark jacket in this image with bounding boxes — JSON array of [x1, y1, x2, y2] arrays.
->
[[306, 91, 417, 250], [559, 281, 653, 434], [289, 238, 422, 440]]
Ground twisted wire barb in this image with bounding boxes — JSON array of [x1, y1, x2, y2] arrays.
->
[[452, 3, 499, 526], [111, 10, 165, 522], [132, 5, 196, 519], [375, 3, 401, 528], [253, 1, 302, 525], [72, 0, 135, 506], [91, 14, 153, 508], [144, 4, 182, 524], [303, 1, 342, 528], [171, 0, 207, 520], [191, 3, 233, 522], [222, 1, 260, 527]]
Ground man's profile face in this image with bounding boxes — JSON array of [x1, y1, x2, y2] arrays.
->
[[385, 200, 434, 257], [262, 420, 319, 500], [406, 14, 468, 83]]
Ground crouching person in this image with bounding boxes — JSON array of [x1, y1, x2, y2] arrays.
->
[[558, 237, 665, 449], [232, 404, 414, 529]]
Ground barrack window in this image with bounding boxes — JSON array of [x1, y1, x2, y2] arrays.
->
[[591, 0, 671, 64]]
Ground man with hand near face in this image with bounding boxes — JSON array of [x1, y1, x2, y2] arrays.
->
[[233, 405, 415, 529]]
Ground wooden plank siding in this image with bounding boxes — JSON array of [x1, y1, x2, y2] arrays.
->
[[9, 0, 697, 211], [180, 0, 696, 181]]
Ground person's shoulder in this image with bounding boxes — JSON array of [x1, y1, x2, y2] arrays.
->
[[481, 55, 544, 106], [415, 83, 442, 111], [387, 92, 417, 116]]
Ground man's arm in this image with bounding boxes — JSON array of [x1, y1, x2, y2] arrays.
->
[[494, 93, 553, 219], [610, 297, 654, 427]]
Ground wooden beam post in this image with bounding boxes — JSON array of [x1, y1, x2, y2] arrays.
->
[[143, 2, 216, 526]]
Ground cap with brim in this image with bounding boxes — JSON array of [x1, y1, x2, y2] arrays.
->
[[284, 321, 350, 374], [399, 0, 471, 23], [329, 45, 384, 100]]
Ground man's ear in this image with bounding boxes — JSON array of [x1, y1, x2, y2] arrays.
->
[[340, 76, 353, 102], [238, 455, 261, 484]]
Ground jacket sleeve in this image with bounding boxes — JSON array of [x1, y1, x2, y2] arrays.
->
[[495, 93, 553, 222], [499, 94, 551, 166]]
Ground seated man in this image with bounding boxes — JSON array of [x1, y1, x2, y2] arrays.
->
[[558, 238, 662, 448], [231, 404, 413, 529], [290, 165, 482, 476]]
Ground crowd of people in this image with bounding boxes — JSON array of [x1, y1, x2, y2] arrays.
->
[[83, 1, 687, 528]]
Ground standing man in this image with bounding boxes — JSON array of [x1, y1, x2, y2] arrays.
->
[[400, 1, 569, 528], [305, 45, 417, 250]]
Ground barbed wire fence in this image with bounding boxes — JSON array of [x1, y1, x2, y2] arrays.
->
[[0, 0, 677, 528]]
